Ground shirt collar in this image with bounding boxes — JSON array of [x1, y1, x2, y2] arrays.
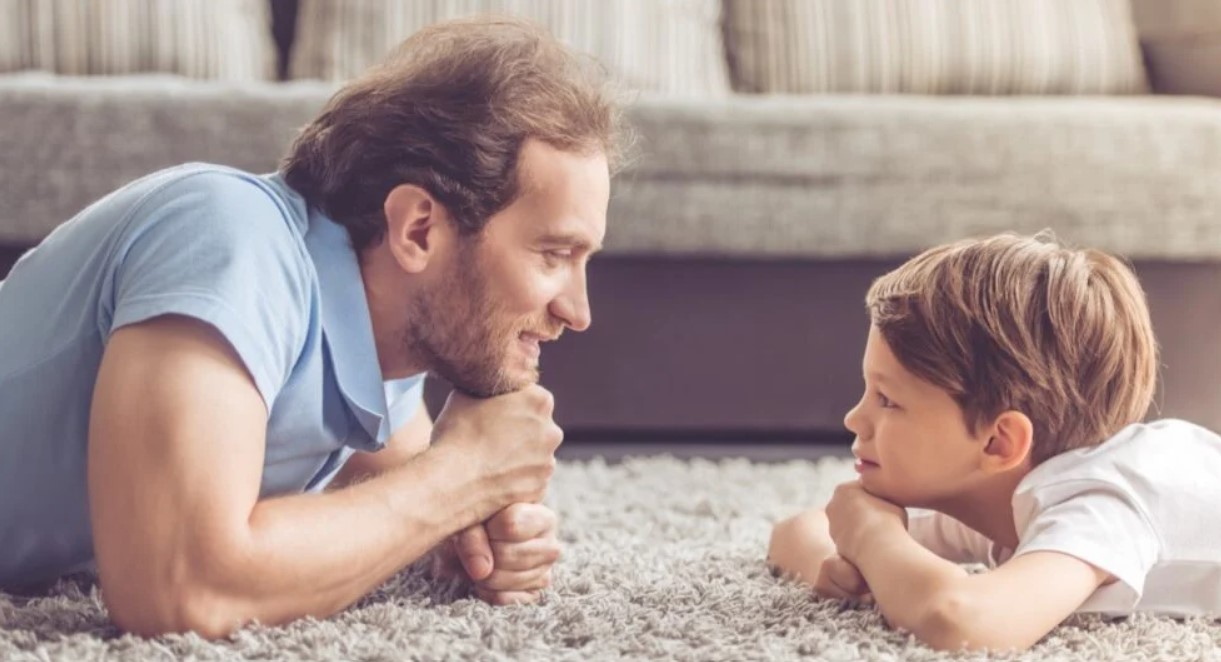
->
[[264, 173, 392, 449]]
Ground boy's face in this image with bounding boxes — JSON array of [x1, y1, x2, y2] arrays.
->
[[843, 325, 989, 508]]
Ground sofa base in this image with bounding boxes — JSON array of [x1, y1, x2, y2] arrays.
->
[[6, 246, 1217, 440], [518, 256, 1221, 439]]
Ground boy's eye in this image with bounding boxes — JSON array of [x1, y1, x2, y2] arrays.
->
[[877, 391, 898, 409]]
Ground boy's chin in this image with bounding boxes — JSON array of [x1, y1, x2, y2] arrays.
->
[[860, 479, 917, 508]]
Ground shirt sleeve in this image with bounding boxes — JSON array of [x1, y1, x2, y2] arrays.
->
[[1012, 483, 1161, 608], [384, 375, 427, 433], [103, 170, 313, 410], [908, 510, 995, 564]]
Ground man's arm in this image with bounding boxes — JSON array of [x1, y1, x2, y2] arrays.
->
[[330, 399, 434, 490], [88, 316, 557, 638], [828, 484, 1108, 651]]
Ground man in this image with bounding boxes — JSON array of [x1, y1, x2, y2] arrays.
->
[[0, 17, 623, 638]]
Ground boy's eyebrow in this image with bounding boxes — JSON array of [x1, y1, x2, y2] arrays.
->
[[866, 370, 898, 387]]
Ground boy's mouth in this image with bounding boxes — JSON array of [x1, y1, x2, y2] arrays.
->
[[852, 454, 880, 472]]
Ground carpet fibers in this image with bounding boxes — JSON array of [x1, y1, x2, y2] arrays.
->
[[2, 456, 1218, 661]]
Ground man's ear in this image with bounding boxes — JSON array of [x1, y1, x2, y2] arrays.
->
[[980, 410, 1034, 473], [383, 184, 449, 274]]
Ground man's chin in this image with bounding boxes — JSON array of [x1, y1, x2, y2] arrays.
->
[[446, 368, 538, 398]]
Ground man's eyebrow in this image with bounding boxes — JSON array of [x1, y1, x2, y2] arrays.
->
[[538, 232, 602, 253]]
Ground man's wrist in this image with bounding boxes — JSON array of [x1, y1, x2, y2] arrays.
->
[[403, 443, 496, 533]]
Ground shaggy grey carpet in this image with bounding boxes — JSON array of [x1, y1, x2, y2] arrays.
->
[[2, 456, 1218, 661]]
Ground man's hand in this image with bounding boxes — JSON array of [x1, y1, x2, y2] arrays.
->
[[825, 480, 908, 562], [431, 503, 561, 605], [429, 386, 563, 518]]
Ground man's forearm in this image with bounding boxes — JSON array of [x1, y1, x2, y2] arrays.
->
[[849, 524, 969, 637], [189, 445, 498, 634]]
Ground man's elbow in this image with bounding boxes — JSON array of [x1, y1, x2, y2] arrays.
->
[[102, 578, 245, 640]]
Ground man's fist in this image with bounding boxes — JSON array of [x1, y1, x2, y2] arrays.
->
[[433, 503, 561, 605]]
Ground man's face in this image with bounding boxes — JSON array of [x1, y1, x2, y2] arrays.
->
[[406, 141, 610, 397], [843, 325, 989, 508]]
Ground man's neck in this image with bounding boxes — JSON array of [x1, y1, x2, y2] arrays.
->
[[360, 247, 428, 380]]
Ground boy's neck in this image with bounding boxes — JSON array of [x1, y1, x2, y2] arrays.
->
[[933, 468, 1031, 552]]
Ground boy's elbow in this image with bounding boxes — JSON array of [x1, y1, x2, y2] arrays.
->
[[910, 591, 1027, 652]]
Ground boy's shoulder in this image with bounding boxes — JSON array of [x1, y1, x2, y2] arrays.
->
[[1014, 419, 1221, 526]]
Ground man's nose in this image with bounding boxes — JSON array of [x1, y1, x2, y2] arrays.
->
[[551, 274, 591, 333]]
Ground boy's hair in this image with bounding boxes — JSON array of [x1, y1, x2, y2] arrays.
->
[[866, 233, 1159, 465], [282, 16, 628, 252]]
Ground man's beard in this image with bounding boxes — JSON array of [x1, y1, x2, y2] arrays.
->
[[403, 245, 560, 397]]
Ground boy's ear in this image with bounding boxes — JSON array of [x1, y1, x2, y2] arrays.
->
[[382, 184, 450, 273], [980, 410, 1034, 473]]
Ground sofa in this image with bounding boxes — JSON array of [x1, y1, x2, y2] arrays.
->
[[2, 0, 1220, 441]]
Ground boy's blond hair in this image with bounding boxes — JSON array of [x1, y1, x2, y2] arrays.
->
[[866, 233, 1159, 465]]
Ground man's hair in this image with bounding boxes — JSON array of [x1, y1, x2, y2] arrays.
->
[[865, 232, 1159, 465], [282, 16, 627, 252]]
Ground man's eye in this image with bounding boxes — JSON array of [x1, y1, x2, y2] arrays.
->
[[543, 250, 572, 265]]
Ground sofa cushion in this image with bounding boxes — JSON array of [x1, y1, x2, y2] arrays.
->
[[0, 0, 275, 81], [724, 0, 1148, 95], [3, 75, 1221, 261], [288, 0, 729, 97], [615, 94, 1221, 259]]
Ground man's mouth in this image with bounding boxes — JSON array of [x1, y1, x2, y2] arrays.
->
[[517, 332, 557, 360]]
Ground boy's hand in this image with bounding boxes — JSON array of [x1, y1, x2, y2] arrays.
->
[[825, 481, 907, 561], [815, 552, 874, 605], [815, 554, 873, 602]]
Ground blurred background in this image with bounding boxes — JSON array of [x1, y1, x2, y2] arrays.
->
[[1, 1, 1219, 460]]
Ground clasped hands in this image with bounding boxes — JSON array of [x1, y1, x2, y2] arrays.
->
[[432, 502, 561, 605], [769, 480, 907, 602]]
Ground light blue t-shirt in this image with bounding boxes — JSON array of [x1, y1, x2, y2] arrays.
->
[[0, 163, 425, 587]]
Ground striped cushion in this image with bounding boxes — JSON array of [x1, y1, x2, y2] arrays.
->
[[290, 0, 730, 97], [0, 0, 275, 80], [725, 0, 1148, 95]]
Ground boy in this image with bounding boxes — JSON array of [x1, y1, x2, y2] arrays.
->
[[768, 233, 1221, 651]]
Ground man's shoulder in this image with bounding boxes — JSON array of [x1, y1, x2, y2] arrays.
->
[[128, 163, 304, 234], [116, 163, 314, 280]]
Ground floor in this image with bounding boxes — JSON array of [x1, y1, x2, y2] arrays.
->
[[557, 440, 852, 463]]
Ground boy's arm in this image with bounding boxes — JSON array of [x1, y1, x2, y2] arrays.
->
[[769, 509, 872, 599], [768, 509, 836, 584], [828, 482, 1109, 651]]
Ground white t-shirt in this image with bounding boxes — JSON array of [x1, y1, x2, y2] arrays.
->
[[908, 419, 1221, 616]]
